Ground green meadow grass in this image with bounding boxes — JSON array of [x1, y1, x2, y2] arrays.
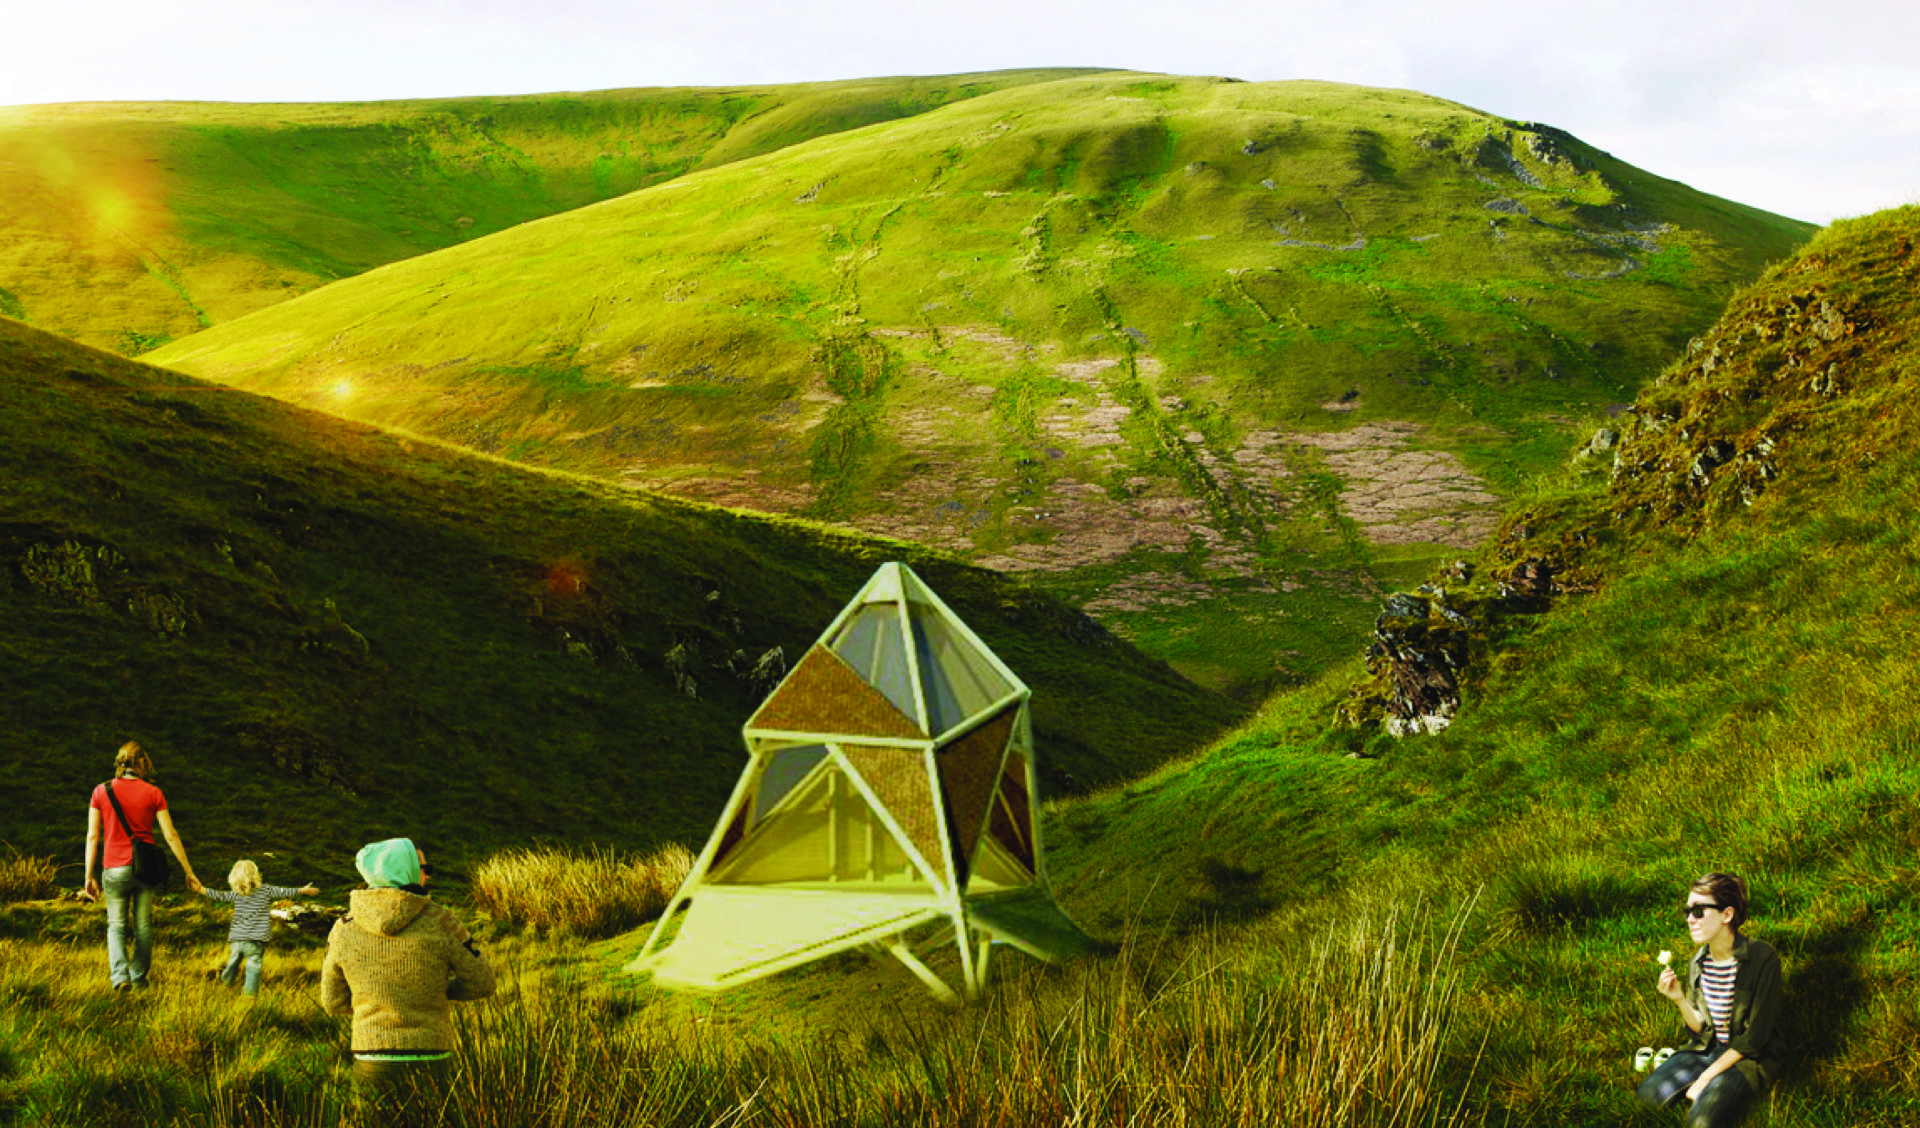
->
[[0, 869, 1484, 1128]]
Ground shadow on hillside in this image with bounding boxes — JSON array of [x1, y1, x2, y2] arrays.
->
[[1174, 857, 1276, 927], [1774, 908, 1873, 1077]]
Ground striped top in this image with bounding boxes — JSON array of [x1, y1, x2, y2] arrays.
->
[[1701, 956, 1739, 1040], [205, 886, 303, 944]]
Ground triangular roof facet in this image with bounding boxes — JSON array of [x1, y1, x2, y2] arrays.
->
[[840, 744, 950, 887], [747, 642, 925, 740], [938, 705, 1019, 883]]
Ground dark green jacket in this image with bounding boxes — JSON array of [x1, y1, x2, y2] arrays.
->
[[1681, 932, 1783, 1090]]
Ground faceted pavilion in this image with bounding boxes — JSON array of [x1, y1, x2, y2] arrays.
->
[[627, 561, 1092, 1002]]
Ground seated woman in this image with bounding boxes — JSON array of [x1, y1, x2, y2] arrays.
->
[[1636, 872, 1783, 1128]]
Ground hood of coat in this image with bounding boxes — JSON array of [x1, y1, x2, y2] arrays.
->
[[347, 887, 432, 937]]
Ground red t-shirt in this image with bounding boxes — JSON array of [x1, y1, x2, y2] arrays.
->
[[90, 776, 168, 870]]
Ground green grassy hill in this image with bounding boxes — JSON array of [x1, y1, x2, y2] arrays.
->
[[0, 314, 1234, 888], [0, 70, 1099, 354], [1031, 204, 1920, 1122], [143, 73, 1815, 696]]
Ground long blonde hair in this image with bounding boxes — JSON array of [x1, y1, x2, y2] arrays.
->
[[228, 859, 262, 897], [114, 741, 155, 781]]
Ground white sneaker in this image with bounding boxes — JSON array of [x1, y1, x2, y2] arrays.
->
[[1653, 1047, 1676, 1068], [1633, 1047, 1654, 1072]]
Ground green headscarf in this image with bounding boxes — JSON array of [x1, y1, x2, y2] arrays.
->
[[355, 837, 421, 889]]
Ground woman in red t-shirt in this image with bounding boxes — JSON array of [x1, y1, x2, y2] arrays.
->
[[82, 742, 204, 989]]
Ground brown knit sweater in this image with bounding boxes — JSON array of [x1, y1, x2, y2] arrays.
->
[[320, 888, 496, 1053]]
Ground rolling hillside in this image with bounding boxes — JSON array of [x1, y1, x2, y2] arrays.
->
[[0, 314, 1234, 885], [1036, 205, 1920, 1123], [143, 73, 1816, 694], [0, 70, 1098, 353]]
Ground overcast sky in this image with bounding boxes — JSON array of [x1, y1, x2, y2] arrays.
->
[[5, 0, 1916, 224]]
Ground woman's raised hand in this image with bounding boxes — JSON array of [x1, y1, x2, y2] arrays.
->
[[1656, 965, 1684, 1001]]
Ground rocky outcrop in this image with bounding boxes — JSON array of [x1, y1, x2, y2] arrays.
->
[[226, 723, 358, 793], [1338, 511, 1594, 736], [9, 535, 199, 636], [1607, 288, 1872, 531], [1349, 592, 1472, 736], [1341, 207, 1920, 739], [271, 901, 346, 937]]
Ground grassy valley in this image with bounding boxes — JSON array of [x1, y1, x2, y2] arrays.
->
[[4, 205, 1917, 1128], [137, 73, 1815, 694], [5, 63, 1914, 1126], [0, 314, 1234, 885]]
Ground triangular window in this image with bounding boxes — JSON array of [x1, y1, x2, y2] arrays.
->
[[831, 603, 920, 724], [909, 601, 1016, 735], [967, 833, 1035, 893], [716, 761, 930, 888], [754, 745, 828, 825]]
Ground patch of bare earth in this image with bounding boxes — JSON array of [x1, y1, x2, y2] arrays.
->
[[1287, 422, 1502, 548], [973, 477, 1202, 573], [1230, 429, 1297, 511], [644, 470, 820, 512]]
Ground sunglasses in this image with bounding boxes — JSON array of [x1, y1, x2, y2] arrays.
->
[[1681, 903, 1725, 920]]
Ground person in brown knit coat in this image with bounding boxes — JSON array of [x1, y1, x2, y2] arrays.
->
[[321, 837, 495, 1119]]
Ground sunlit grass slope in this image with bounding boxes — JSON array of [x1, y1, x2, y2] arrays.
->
[[149, 73, 1815, 696], [0, 69, 1098, 353], [0, 314, 1234, 885], [1034, 205, 1920, 1123]]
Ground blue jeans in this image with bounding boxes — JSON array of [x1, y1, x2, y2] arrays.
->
[[221, 939, 267, 994], [1636, 1044, 1758, 1128], [101, 866, 154, 987]]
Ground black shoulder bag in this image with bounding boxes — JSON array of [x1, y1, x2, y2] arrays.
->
[[105, 780, 170, 892]]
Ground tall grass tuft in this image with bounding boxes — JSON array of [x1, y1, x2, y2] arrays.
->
[[469, 843, 693, 939], [0, 849, 59, 904], [803, 897, 1479, 1128]]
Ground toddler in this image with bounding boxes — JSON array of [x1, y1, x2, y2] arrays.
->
[[203, 859, 318, 995]]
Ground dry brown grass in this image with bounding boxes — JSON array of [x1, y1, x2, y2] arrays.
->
[[0, 849, 59, 903], [470, 842, 694, 940]]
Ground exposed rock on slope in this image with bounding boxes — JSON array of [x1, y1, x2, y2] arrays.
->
[[1339, 205, 1920, 737]]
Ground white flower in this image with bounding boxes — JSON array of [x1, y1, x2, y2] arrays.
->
[[1658, 950, 1673, 966]]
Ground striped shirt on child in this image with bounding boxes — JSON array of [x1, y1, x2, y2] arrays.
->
[[1701, 956, 1738, 1041], [205, 886, 303, 944]]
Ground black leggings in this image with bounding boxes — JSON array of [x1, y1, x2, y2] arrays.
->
[[1635, 1047, 1757, 1128]]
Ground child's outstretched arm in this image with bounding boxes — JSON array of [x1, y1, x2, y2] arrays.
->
[[299, 884, 319, 896]]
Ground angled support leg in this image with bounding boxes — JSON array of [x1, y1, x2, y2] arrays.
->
[[886, 937, 961, 1006]]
